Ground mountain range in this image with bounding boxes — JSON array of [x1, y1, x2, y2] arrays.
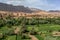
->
[[0, 3, 33, 13], [0, 3, 60, 18]]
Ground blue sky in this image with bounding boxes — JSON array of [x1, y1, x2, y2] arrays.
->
[[0, 0, 60, 10]]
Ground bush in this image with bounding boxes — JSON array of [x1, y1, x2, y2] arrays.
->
[[30, 31, 38, 35], [21, 34, 31, 39], [30, 29, 38, 35], [0, 33, 3, 39]]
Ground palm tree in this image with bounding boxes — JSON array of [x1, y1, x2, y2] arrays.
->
[[15, 14, 27, 40]]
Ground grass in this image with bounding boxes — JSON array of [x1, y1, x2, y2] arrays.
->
[[27, 24, 60, 31], [35, 35, 44, 40], [35, 35, 60, 40], [0, 24, 60, 40], [6, 35, 16, 40], [39, 24, 60, 30], [27, 24, 60, 40]]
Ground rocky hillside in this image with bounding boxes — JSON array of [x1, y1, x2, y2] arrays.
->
[[0, 3, 32, 13]]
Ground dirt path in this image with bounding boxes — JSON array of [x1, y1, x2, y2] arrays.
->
[[14, 27, 38, 40], [14, 27, 20, 34], [29, 35, 38, 40]]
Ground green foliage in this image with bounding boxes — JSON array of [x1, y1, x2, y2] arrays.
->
[[21, 34, 31, 39], [35, 35, 44, 40], [0, 16, 60, 40], [0, 16, 60, 27]]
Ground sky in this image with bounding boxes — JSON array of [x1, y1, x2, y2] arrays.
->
[[0, 0, 60, 11]]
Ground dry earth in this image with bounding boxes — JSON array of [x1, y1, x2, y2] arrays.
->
[[29, 35, 38, 40]]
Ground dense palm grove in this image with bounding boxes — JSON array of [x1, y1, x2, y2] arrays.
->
[[0, 16, 60, 40], [0, 17, 60, 27]]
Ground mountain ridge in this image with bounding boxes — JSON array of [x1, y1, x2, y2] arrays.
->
[[0, 3, 60, 18], [0, 2, 33, 13]]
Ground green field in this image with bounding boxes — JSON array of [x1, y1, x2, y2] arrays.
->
[[0, 24, 60, 40], [27, 24, 60, 40], [27, 24, 60, 31], [0, 17, 60, 40]]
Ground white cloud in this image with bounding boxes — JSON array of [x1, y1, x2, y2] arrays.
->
[[21, 0, 55, 7], [4, 0, 56, 10], [5, 0, 46, 5], [6, 1, 21, 5]]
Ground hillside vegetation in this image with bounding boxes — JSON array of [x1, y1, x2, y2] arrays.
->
[[0, 16, 60, 40]]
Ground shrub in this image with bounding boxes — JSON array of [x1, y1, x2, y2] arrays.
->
[[0, 33, 3, 39], [21, 34, 31, 39]]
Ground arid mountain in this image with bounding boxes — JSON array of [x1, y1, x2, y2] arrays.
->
[[49, 10, 60, 12], [0, 3, 32, 13], [30, 8, 41, 11], [0, 3, 60, 18]]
